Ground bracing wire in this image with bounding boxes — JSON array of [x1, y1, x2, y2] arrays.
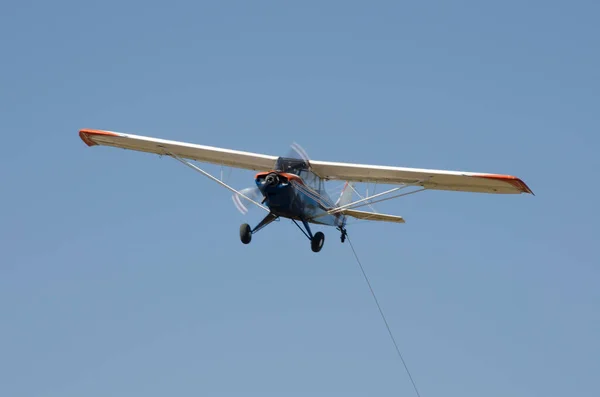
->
[[346, 234, 422, 397]]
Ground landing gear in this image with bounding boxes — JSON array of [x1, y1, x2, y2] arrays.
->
[[240, 214, 330, 253], [291, 218, 326, 253], [239, 213, 278, 245], [240, 223, 252, 244], [311, 231, 325, 252]]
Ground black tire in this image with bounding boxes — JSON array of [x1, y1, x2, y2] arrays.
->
[[311, 231, 325, 252], [240, 223, 252, 244]]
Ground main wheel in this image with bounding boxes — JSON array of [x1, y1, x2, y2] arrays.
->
[[240, 223, 252, 244], [311, 231, 325, 252]]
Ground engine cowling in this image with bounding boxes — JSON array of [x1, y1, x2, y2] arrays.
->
[[265, 173, 280, 186]]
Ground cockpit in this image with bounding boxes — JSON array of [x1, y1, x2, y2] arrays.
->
[[274, 157, 309, 175], [274, 156, 326, 194]]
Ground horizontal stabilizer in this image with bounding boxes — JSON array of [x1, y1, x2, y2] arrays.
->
[[340, 209, 405, 223]]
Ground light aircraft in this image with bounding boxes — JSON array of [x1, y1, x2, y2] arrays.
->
[[79, 129, 533, 252]]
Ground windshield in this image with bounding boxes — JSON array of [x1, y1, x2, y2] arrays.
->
[[274, 157, 308, 175]]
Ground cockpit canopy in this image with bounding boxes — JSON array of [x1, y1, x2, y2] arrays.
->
[[274, 156, 328, 194], [274, 157, 309, 175]]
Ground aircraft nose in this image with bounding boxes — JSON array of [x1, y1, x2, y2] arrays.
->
[[265, 173, 280, 186]]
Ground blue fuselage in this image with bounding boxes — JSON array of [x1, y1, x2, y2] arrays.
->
[[255, 172, 344, 227]]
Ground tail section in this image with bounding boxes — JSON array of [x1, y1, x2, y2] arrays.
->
[[333, 183, 404, 225], [335, 182, 354, 207]]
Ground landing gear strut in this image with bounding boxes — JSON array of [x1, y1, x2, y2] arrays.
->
[[289, 218, 326, 253], [239, 213, 278, 245], [240, 215, 331, 253]]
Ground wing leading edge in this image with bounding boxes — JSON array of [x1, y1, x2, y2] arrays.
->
[[79, 129, 277, 171], [309, 160, 533, 195], [79, 128, 532, 195]]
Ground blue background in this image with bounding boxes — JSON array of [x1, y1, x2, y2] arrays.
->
[[1, 1, 598, 396]]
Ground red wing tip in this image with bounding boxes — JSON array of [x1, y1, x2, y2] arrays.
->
[[79, 129, 119, 147], [475, 173, 534, 195]]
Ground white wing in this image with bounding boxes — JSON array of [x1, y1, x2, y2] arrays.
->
[[80, 129, 532, 195], [79, 129, 277, 171], [309, 160, 533, 195]]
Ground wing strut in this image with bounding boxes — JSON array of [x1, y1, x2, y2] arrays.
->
[[329, 181, 429, 215], [341, 187, 426, 212], [164, 149, 270, 213], [329, 186, 405, 214], [348, 183, 378, 213]]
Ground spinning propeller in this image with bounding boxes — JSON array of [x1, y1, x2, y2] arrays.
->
[[231, 142, 310, 215]]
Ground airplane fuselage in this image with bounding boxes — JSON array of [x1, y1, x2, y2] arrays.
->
[[255, 171, 345, 227]]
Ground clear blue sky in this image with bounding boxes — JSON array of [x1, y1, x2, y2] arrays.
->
[[1, 1, 598, 396]]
